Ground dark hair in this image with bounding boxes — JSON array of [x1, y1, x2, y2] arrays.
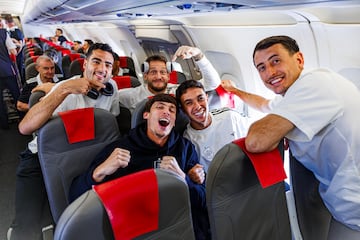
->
[[74, 40, 82, 44], [84, 39, 94, 45], [56, 28, 63, 34], [86, 43, 114, 60], [144, 94, 178, 113], [145, 55, 167, 65], [253, 35, 300, 60], [175, 80, 204, 105]]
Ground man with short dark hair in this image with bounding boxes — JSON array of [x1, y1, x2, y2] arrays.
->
[[8, 43, 120, 240]]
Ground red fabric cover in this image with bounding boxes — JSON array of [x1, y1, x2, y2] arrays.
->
[[69, 53, 80, 61], [93, 169, 159, 240], [58, 108, 95, 144], [119, 56, 128, 68], [169, 71, 178, 84], [31, 55, 39, 63], [113, 76, 132, 89], [233, 138, 287, 188], [215, 85, 235, 108], [10, 54, 16, 62]]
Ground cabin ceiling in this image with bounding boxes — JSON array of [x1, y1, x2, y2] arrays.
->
[[0, 0, 356, 24]]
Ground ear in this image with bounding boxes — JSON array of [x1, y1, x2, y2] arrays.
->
[[296, 52, 304, 66], [143, 111, 149, 120]]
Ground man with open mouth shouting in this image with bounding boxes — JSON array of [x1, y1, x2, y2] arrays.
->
[[70, 93, 210, 240]]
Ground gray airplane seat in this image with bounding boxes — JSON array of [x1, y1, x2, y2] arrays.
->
[[118, 56, 138, 78], [206, 85, 236, 111], [206, 138, 291, 240], [37, 108, 121, 224], [131, 98, 189, 134], [28, 90, 46, 108], [69, 58, 85, 77], [290, 153, 332, 240], [25, 62, 63, 81], [113, 75, 141, 89], [61, 53, 86, 78], [54, 169, 195, 240]]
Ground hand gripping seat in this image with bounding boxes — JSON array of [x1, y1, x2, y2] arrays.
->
[[206, 139, 291, 240], [289, 153, 331, 240], [131, 98, 189, 134], [54, 169, 195, 240], [37, 108, 121, 224]]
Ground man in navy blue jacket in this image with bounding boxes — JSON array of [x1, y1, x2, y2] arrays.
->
[[70, 93, 210, 240]]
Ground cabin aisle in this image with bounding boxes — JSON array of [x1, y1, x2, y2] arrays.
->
[[0, 122, 32, 240]]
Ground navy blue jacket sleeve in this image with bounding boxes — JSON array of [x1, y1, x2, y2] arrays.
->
[[183, 140, 207, 209]]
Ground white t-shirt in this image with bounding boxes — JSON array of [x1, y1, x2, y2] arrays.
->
[[50, 76, 120, 116], [183, 108, 249, 172], [271, 68, 360, 231], [28, 77, 119, 153], [118, 56, 221, 113]]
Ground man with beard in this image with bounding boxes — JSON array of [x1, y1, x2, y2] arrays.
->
[[118, 46, 220, 113]]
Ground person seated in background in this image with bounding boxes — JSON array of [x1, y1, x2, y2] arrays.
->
[[17, 55, 60, 114], [72, 40, 83, 53], [82, 39, 94, 54], [119, 45, 220, 113], [176, 80, 250, 173], [8, 43, 119, 240], [69, 94, 210, 240], [229, 35, 360, 238]]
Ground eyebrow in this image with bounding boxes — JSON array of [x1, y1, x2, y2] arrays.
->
[[91, 57, 113, 66], [255, 53, 278, 69]]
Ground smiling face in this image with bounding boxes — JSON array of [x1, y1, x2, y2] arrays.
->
[[83, 49, 113, 83], [253, 43, 304, 96], [180, 87, 211, 130], [144, 60, 170, 94], [143, 101, 176, 144]]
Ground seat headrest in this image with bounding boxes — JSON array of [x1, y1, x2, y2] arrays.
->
[[233, 138, 286, 188], [58, 108, 95, 144], [93, 169, 159, 239]]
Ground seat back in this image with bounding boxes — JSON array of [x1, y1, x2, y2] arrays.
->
[[131, 98, 189, 134], [69, 58, 85, 77], [112, 75, 141, 89], [118, 56, 137, 78], [206, 142, 291, 240], [62, 53, 86, 79], [289, 154, 331, 240], [28, 91, 46, 108], [206, 85, 235, 111], [25, 62, 63, 81], [169, 71, 186, 84], [54, 169, 195, 240], [37, 108, 120, 223]]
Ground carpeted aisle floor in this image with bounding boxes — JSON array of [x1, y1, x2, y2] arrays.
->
[[0, 122, 32, 240]]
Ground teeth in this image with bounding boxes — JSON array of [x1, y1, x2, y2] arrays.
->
[[270, 77, 282, 85], [159, 118, 169, 123]]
